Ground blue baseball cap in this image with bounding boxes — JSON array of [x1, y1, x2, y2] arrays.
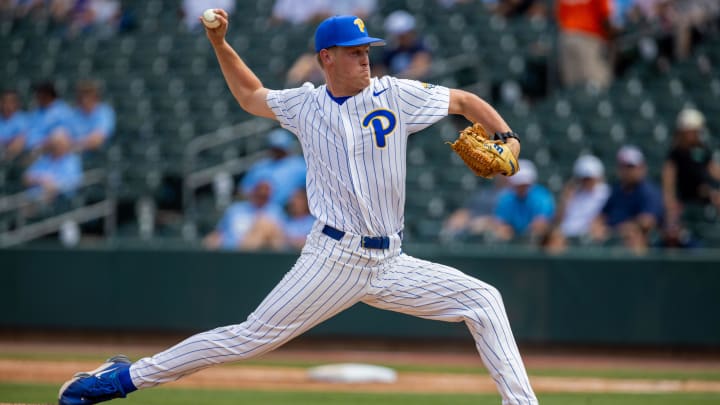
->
[[314, 15, 385, 53]]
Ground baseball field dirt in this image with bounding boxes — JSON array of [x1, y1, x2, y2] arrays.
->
[[2, 358, 720, 394], [1, 337, 719, 396]]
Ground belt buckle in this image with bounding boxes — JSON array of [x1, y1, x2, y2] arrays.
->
[[361, 237, 366, 248]]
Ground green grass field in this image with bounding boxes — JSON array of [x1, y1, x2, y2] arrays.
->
[[2, 383, 720, 405], [2, 349, 719, 405]]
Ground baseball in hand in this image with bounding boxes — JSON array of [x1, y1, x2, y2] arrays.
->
[[202, 9, 220, 29]]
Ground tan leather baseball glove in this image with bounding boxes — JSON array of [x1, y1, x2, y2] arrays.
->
[[448, 123, 519, 178]]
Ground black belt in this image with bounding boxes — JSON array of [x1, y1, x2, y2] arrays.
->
[[322, 225, 398, 249]]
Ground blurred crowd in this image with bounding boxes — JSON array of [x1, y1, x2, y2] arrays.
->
[[1, 80, 115, 204], [206, 105, 718, 255], [4, 1, 717, 90], [0, 0, 127, 38], [1, 1, 718, 253], [202, 128, 313, 252], [554, 0, 720, 90], [441, 107, 720, 254]]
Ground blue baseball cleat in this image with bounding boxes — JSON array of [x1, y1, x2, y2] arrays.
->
[[58, 355, 135, 405]]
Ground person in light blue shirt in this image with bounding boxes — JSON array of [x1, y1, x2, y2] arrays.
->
[[282, 188, 315, 250], [70, 81, 116, 152], [24, 82, 76, 151], [23, 130, 83, 201], [0, 90, 28, 161], [204, 180, 285, 250], [493, 159, 555, 241], [240, 128, 307, 207]]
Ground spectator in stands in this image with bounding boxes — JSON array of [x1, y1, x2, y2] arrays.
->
[[374, 10, 432, 80], [492, 159, 555, 241], [330, 0, 377, 19], [539, 226, 569, 254], [557, 155, 610, 240], [654, 220, 701, 249], [24, 81, 75, 153], [611, 0, 638, 28], [271, 0, 377, 27], [0, 89, 28, 162], [436, 0, 472, 8], [181, 0, 235, 31], [239, 128, 306, 207], [203, 180, 285, 251], [662, 108, 720, 225], [64, 0, 122, 38], [556, 0, 614, 89], [663, 0, 719, 60], [270, 0, 329, 26], [218, 187, 315, 251], [70, 80, 116, 152], [49, 0, 75, 24], [4, 0, 60, 20], [286, 42, 325, 87], [590, 145, 663, 254], [440, 176, 508, 241], [494, 0, 548, 19], [282, 188, 315, 250], [22, 129, 82, 202]]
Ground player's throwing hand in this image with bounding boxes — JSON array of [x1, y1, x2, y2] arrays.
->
[[200, 9, 229, 46]]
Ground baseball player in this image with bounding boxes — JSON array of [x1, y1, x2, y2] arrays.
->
[[59, 11, 538, 405]]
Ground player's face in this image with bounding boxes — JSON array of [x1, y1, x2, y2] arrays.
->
[[329, 45, 371, 92]]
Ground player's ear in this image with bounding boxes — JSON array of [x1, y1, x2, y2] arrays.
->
[[318, 48, 333, 67]]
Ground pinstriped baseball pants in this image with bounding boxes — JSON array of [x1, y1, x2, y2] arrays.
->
[[130, 222, 538, 405]]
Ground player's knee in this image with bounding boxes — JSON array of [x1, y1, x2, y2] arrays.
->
[[483, 284, 503, 302]]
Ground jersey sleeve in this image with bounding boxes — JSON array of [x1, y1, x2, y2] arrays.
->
[[393, 77, 450, 134], [266, 84, 314, 137]]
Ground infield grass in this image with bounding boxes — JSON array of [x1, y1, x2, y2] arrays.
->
[[2, 383, 720, 405]]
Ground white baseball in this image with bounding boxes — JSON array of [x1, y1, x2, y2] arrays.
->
[[202, 9, 220, 29]]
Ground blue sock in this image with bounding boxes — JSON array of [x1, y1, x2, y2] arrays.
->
[[117, 367, 137, 394]]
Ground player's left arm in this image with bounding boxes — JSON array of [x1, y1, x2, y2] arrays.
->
[[448, 88, 520, 158]]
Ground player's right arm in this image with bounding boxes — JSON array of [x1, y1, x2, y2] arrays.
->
[[203, 9, 276, 120]]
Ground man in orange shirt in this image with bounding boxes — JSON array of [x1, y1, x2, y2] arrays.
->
[[556, 0, 614, 89]]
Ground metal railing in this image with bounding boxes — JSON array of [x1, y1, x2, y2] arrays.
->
[[182, 118, 276, 226], [0, 200, 115, 247], [0, 168, 116, 247]]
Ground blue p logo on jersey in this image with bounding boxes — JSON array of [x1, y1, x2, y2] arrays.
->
[[362, 109, 397, 148]]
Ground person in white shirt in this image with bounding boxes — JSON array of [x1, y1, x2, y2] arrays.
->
[[557, 154, 610, 240]]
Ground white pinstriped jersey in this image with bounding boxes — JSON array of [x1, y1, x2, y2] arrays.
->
[[267, 76, 450, 236], [129, 76, 538, 405]]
